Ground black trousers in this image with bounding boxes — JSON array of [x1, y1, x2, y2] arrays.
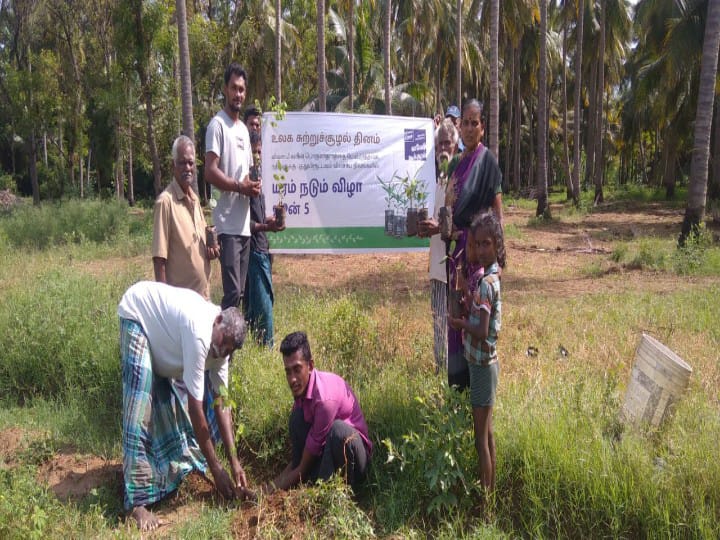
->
[[289, 408, 369, 490], [218, 233, 251, 310]]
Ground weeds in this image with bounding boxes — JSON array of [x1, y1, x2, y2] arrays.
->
[[0, 193, 718, 538], [383, 382, 476, 517], [301, 476, 375, 539], [0, 198, 149, 251]]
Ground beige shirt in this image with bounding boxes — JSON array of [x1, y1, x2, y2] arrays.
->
[[152, 180, 211, 299]]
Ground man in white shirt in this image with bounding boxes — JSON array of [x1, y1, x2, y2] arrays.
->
[[118, 281, 249, 531], [204, 63, 261, 310]]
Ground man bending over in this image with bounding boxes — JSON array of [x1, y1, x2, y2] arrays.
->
[[118, 281, 250, 530]]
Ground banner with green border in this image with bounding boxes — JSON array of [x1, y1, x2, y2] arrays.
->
[[261, 112, 436, 254]]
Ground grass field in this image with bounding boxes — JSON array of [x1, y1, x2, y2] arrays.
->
[[0, 189, 718, 539]]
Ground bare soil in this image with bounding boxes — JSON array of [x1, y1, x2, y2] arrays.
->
[[0, 427, 26, 468], [37, 451, 122, 503]]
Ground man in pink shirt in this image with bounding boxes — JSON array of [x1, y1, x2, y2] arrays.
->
[[263, 331, 371, 493]]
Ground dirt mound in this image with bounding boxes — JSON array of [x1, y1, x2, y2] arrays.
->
[[231, 490, 309, 540], [0, 427, 26, 467], [37, 451, 122, 502]]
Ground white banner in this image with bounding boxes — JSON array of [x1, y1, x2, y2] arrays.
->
[[260, 112, 435, 253]]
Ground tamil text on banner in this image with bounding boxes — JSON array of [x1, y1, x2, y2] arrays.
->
[[260, 112, 436, 254]]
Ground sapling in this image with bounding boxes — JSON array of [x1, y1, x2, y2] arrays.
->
[[441, 248, 465, 318], [206, 189, 219, 248]]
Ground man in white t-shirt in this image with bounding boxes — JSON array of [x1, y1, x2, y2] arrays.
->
[[204, 63, 261, 310], [118, 281, 249, 531]]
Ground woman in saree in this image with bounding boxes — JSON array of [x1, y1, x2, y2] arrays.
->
[[420, 99, 503, 390]]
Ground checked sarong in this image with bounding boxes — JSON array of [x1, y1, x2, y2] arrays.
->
[[120, 318, 220, 511]]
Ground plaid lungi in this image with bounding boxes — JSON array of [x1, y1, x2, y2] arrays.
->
[[120, 318, 220, 511]]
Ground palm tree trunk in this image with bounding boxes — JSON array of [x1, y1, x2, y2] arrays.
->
[[505, 46, 515, 192], [710, 95, 720, 200], [275, 0, 282, 102], [384, 0, 392, 114], [584, 53, 598, 191], [348, 0, 354, 111], [562, 22, 572, 200], [456, 0, 462, 107], [489, 0, 499, 158], [593, 0, 605, 205], [681, 0, 720, 242], [176, 0, 197, 195], [572, 0, 584, 203], [116, 126, 124, 200], [661, 130, 677, 199], [536, 0, 549, 217], [513, 46, 521, 192], [29, 132, 40, 205], [317, 0, 327, 112], [128, 105, 135, 206], [528, 103, 535, 190]]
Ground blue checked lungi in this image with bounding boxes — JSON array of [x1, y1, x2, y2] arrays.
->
[[120, 318, 220, 511], [244, 250, 274, 346]]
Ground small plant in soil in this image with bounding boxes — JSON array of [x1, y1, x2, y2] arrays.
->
[[379, 172, 407, 236], [206, 190, 219, 248], [442, 248, 465, 318], [399, 170, 429, 237]]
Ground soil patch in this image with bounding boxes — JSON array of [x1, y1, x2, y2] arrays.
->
[[0, 427, 27, 468], [231, 490, 309, 540], [37, 451, 122, 503]]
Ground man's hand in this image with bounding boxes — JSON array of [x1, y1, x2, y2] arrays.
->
[[231, 460, 248, 492], [237, 174, 262, 197], [211, 466, 238, 501], [206, 246, 220, 260], [265, 215, 285, 232], [418, 218, 439, 238]]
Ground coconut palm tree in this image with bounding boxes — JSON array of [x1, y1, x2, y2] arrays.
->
[[177, 0, 193, 139], [489, 0, 500, 159], [537, 0, 550, 217], [681, 0, 720, 242], [275, 0, 281, 102], [176, 0, 198, 195], [625, 0, 703, 196], [572, 0, 584, 203], [384, 0, 392, 114], [318, 0, 327, 112]]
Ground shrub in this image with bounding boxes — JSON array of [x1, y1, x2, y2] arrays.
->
[[672, 224, 712, 274], [0, 270, 126, 417], [0, 199, 132, 250], [383, 382, 476, 517]]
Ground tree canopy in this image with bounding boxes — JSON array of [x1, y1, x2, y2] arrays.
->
[[0, 0, 718, 219]]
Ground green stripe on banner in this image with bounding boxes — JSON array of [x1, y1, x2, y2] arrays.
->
[[270, 227, 429, 250]]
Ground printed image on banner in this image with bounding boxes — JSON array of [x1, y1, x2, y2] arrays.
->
[[404, 129, 426, 160], [261, 112, 436, 254]]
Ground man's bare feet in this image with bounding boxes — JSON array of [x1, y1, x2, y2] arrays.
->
[[130, 506, 160, 531]]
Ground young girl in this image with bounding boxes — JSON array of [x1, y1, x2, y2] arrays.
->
[[448, 211, 505, 495]]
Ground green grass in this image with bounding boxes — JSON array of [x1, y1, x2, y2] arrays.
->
[[0, 195, 718, 538]]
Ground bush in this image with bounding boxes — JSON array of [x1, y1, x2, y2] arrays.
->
[[0, 270, 126, 418], [672, 224, 712, 274], [0, 198, 132, 250], [383, 382, 477, 517], [0, 174, 16, 191]]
